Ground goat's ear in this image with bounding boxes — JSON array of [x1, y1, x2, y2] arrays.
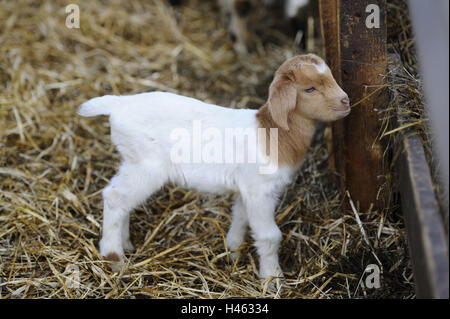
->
[[268, 73, 297, 130]]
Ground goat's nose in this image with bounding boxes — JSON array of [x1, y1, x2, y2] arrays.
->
[[341, 97, 350, 106]]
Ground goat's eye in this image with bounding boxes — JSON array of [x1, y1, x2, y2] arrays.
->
[[305, 87, 316, 93]]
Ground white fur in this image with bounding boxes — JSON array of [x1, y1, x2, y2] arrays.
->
[[78, 92, 299, 280], [314, 61, 327, 74], [285, 0, 309, 18]]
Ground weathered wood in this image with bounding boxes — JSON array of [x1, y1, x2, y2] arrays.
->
[[409, 0, 449, 234], [321, 0, 388, 211], [318, 0, 340, 173], [389, 52, 449, 298], [318, 1, 449, 299], [318, 0, 340, 79], [398, 134, 449, 299]]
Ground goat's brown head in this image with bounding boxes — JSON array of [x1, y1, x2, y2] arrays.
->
[[267, 54, 350, 130]]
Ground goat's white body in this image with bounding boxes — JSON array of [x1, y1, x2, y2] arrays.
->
[[80, 92, 296, 193], [79, 92, 299, 280]]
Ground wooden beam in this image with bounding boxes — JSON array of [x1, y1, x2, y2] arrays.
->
[[409, 0, 449, 234], [389, 51, 449, 299], [321, 0, 388, 211], [398, 133, 449, 299]]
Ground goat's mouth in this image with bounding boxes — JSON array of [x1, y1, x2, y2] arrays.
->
[[332, 105, 351, 116]]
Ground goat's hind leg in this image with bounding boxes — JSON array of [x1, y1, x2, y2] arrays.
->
[[99, 162, 166, 271]]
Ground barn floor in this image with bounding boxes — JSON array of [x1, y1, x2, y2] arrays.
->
[[0, 0, 414, 298]]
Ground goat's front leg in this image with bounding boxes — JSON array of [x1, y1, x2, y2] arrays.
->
[[242, 193, 283, 280], [226, 193, 248, 259], [121, 214, 134, 252]]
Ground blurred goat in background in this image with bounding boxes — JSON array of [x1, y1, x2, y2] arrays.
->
[[218, 0, 319, 53], [170, 0, 320, 53]]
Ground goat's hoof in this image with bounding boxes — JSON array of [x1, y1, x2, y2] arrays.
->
[[260, 267, 284, 292], [102, 252, 123, 272], [229, 250, 240, 261], [261, 275, 284, 292], [233, 42, 248, 55], [123, 240, 135, 252]]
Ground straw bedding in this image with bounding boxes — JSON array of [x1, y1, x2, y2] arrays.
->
[[0, 0, 414, 298]]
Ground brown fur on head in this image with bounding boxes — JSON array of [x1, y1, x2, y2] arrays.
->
[[257, 54, 350, 166], [267, 54, 350, 129]]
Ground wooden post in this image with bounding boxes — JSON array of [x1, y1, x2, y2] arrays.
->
[[318, 0, 340, 79], [318, 0, 340, 173], [320, 0, 388, 212]]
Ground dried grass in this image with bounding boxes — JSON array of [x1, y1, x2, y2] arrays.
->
[[0, 0, 414, 298]]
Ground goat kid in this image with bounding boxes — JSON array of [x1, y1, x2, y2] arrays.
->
[[219, 0, 318, 53], [78, 54, 350, 281]]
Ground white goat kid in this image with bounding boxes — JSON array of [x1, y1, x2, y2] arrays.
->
[[78, 54, 350, 282]]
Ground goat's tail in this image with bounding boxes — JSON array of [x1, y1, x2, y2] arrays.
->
[[77, 95, 122, 117]]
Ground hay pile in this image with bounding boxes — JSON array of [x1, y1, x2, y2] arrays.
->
[[0, 0, 413, 298]]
